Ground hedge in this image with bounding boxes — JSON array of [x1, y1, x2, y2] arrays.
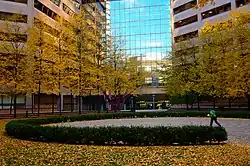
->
[[5, 112, 228, 146], [6, 122, 227, 145]]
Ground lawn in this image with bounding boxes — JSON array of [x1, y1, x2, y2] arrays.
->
[[1, 120, 250, 166]]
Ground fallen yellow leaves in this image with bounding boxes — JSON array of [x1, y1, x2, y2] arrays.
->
[[0, 120, 250, 165]]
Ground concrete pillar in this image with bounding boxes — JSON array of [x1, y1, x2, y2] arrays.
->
[[231, 0, 236, 10], [25, 94, 33, 110], [28, 0, 34, 27]]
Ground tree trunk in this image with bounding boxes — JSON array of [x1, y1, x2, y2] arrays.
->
[[13, 95, 17, 118], [106, 103, 109, 113], [190, 93, 194, 109], [130, 96, 136, 112], [59, 93, 62, 116], [38, 54, 42, 116], [78, 95, 81, 115], [38, 87, 41, 116], [185, 93, 189, 110], [211, 85, 216, 110], [197, 94, 200, 111], [115, 96, 119, 112], [106, 100, 111, 113], [117, 95, 121, 111], [71, 92, 73, 112], [113, 95, 117, 112], [9, 95, 13, 115], [103, 96, 109, 113], [52, 95, 54, 113], [103, 91, 111, 113], [212, 96, 216, 110], [31, 93, 34, 114], [228, 98, 231, 109], [119, 94, 130, 110], [119, 97, 124, 111]]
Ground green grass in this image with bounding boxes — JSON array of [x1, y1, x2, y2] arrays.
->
[[1, 120, 250, 165]]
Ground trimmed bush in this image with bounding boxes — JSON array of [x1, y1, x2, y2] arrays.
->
[[6, 120, 227, 145], [5, 112, 228, 146]]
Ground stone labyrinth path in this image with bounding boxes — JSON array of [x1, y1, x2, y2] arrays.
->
[[54, 117, 250, 145]]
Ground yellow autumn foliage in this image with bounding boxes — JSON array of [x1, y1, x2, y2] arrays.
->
[[0, 14, 33, 96], [200, 10, 250, 98], [98, 39, 146, 98], [1, 120, 250, 165], [162, 10, 250, 100]]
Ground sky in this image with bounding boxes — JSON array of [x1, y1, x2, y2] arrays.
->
[[110, 0, 172, 62]]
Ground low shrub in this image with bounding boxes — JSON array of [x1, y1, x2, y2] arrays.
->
[[5, 120, 227, 145], [5, 112, 228, 146]]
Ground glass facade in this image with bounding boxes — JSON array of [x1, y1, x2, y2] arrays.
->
[[110, 0, 171, 87]]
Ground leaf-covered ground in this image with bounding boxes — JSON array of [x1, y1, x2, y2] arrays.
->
[[1, 120, 250, 166]]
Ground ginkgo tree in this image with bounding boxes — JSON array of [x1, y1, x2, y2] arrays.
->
[[27, 9, 104, 114], [99, 39, 146, 112], [26, 17, 61, 115], [0, 14, 33, 117], [199, 10, 250, 108], [0, 10, 110, 115], [49, 9, 104, 114], [161, 10, 250, 110], [197, 27, 229, 108], [160, 39, 201, 110], [49, 16, 79, 114]]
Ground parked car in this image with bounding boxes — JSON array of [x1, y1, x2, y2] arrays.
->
[[156, 101, 171, 109]]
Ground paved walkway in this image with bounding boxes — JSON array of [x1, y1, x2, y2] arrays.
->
[[55, 117, 250, 144]]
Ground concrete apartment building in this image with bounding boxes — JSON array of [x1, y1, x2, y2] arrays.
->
[[171, 0, 249, 44], [0, 0, 110, 112]]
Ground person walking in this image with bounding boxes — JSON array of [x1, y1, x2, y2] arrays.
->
[[208, 108, 222, 127]]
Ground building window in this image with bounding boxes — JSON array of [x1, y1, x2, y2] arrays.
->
[[236, 0, 250, 7], [0, 11, 27, 23], [174, 30, 198, 43], [0, 32, 27, 42], [201, 3, 231, 20], [50, 0, 60, 6], [96, 1, 105, 11], [174, 15, 198, 29], [173, 0, 197, 15], [69, 0, 80, 9], [0, 95, 25, 110], [63, 3, 75, 16], [2, 0, 27, 4], [174, 46, 199, 57], [34, 0, 59, 20], [152, 76, 159, 87], [145, 77, 152, 86]]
